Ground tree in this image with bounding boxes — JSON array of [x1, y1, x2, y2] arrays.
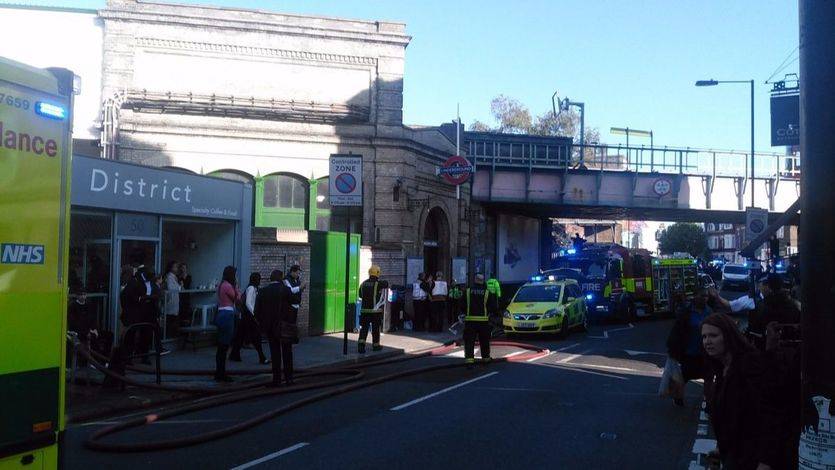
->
[[658, 223, 710, 259], [469, 94, 599, 144]]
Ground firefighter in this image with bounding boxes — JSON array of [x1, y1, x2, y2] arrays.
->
[[358, 265, 388, 353], [459, 274, 499, 368]]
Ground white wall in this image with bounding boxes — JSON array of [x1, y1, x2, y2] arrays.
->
[[0, 7, 103, 140]]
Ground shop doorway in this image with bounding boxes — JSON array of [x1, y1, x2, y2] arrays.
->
[[69, 212, 113, 333], [423, 207, 450, 278]]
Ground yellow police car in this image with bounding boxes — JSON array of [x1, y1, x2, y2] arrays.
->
[[502, 276, 588, 336]]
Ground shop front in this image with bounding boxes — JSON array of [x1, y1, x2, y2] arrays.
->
[[69, 155, 252, 342]]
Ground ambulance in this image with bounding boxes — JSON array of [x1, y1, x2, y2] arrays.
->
[[0, 56, 75, 469]]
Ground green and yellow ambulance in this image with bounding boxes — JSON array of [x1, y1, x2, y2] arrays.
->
[[1, 56, 75, 469]]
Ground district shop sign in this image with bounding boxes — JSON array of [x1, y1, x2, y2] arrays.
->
[[437, 155, 473, 185], [329, 154, 363, 206]]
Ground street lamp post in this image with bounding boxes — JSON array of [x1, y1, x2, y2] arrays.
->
[[695, 79, 756, 207]]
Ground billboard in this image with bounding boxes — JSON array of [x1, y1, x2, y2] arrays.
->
[[497, 214, 541, 283], [770, 93, 800, 147]]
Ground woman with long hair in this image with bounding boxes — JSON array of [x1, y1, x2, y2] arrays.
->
[[701, 313, 775, 470], [162, 261, 182, 337], [214, 266, 240, 382], [229, 272, 268, 364]]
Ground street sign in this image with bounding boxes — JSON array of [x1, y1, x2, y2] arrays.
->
[[652, 177, 673, 197], [329, 154, 363, 206], [437, 155, 473, 185], [745, 207, 769, 243], [770, 93, 800, 147]]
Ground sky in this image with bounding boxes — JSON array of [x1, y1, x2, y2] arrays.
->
[[5, 0, 800, 153]]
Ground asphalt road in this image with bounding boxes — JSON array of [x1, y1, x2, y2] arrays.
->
[[64, 319, 707, 470]]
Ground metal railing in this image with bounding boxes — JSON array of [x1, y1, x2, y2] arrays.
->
[[468, 140, 800, 180]]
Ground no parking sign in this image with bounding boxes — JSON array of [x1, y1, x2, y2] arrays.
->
[[329, 154, 363, 207]]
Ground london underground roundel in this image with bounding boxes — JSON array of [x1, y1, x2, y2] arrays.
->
[[439, 155, 473, 185]]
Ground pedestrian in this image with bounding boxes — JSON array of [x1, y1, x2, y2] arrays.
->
[[214, 265, 240, 382], [67, 288, 99, 367], [701, 312, 774, 470], [711, 273, 800, 350], [421, 273, 434, 330], [163, 261, 182, 337], [229, 272, 269, 364], [178, 262, 192, 326], [448, 280, 463, 327], [283, 265, 306, 327], [430, 271, 448, 332], [459, 273, 498, 368], [412, 273, 428, 331], [123, 266, 161, 365], [358, 265, 388, 353], [255, 270, 294, 386], [666, 287, 712, 406]]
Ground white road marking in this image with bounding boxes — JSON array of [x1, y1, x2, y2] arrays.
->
[[504, 351, 526, 358], [447, 347, 479, 358], [557, 348, 592, 364], [477, 386, 554, 393], [526, 342, 580, 362], [588, 323, 634, 339], [390, 372, 499, 411], [230, 442, 309, 470], [623, 349, 666, 357], [691, 438, 717, 455], [80, 419, 234, 427]]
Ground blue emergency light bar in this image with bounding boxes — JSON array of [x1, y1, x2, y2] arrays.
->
[[35, 101, 66, 120], [531, 275, 543, 282], [585, 293, 594, 301], [567, 248, 577, 255]]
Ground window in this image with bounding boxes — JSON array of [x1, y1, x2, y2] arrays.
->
[[263, 175, 308, 209], [706, 223, 715, 232], [316, 179, 330, 210], [514, 285, 561, 303], [708, 236, 719, 250], [724, 234, 736, 249]]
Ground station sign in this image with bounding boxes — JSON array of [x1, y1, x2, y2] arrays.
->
[[437, 155, 473, 185], [770, 93, 799, 147], [329, 154, 363, 206]]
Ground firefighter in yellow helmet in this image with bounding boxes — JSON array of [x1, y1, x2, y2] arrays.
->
[[458, 273, 499, 368], [358, 265, 389, 353]]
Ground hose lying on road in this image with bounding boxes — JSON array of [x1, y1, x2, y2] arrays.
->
[[83, 341, 547, 452]]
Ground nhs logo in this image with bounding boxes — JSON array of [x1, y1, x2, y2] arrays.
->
[[1, 244, 45, 265]]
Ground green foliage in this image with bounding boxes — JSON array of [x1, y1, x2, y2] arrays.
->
[[658, 223, 710, 259], [468, 94, 599, 144]]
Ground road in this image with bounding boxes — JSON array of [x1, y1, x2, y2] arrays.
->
[[64, 319, 707, 470]]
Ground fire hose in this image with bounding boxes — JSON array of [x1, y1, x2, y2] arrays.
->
[[80, 341, 548, 452]]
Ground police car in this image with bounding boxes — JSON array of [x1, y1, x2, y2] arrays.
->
[[502, 276, 588, 336]]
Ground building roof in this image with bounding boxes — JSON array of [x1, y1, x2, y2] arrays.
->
[[0, 2, 97, 14]]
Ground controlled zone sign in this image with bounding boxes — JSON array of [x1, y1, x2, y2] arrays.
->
[[329, 154, 363, 206], [437, 155, 473, 185]]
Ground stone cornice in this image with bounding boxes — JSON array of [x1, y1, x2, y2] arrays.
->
[[100, 4, 411, 47], [135, 37, 377, 66]]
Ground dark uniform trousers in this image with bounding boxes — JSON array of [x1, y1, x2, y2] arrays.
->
[[463, 321, 492, 363], [267, 334, 294, 384], [359, 312, 382, 348]]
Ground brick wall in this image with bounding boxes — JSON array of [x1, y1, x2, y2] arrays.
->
[[250, 227, 312, 336]]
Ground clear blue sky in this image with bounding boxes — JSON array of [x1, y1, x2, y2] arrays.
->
[[9, 0, 800, 152]]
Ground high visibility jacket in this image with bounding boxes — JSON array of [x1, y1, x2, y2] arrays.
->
[[449, 285, 463, 300], [460, 284, 498, 322], [487, 278, 502, 297], [359, 276, 389, 313]]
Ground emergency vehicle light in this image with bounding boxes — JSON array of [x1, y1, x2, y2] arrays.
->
[[585, 293, 594, 301], [35, 101, 66, 120], [531, 275, 543, 282], [567, 248, 577, 255]]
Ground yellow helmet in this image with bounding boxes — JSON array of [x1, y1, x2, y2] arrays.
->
[[369, 265, 381, 277]]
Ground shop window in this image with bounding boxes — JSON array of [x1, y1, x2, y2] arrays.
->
[[69, 212, 113, 332], [263, 174, 308, 209]]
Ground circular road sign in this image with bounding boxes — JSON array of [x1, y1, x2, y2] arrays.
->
[[653, 178, 672, 197], [334, 172, 357, 194], [749, 218, 765, 234], [440, 155, 473, 185]]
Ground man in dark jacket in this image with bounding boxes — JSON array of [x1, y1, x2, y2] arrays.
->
[[121, 266, 160, 364], [666, 287, 712, 405], [358, 265, 389, 353], [255, 270, 294, 386], [458, 274, 498, 368]]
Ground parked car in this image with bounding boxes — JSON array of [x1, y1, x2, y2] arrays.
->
[[721, 264, 751, 291]]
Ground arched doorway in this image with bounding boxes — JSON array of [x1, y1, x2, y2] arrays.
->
[[423, 207, 450, 277]]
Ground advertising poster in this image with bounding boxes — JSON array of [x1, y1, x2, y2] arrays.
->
[[497, 214, 541, 282]]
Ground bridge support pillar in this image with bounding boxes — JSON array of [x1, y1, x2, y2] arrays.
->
[[765, 178, 777, 212], [701, 175, 715, 209], [733, 177, 746, 211]]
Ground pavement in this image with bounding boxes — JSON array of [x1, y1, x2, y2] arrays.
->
[[65, 329, 455, 423], [64, 319, 707, 469]]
